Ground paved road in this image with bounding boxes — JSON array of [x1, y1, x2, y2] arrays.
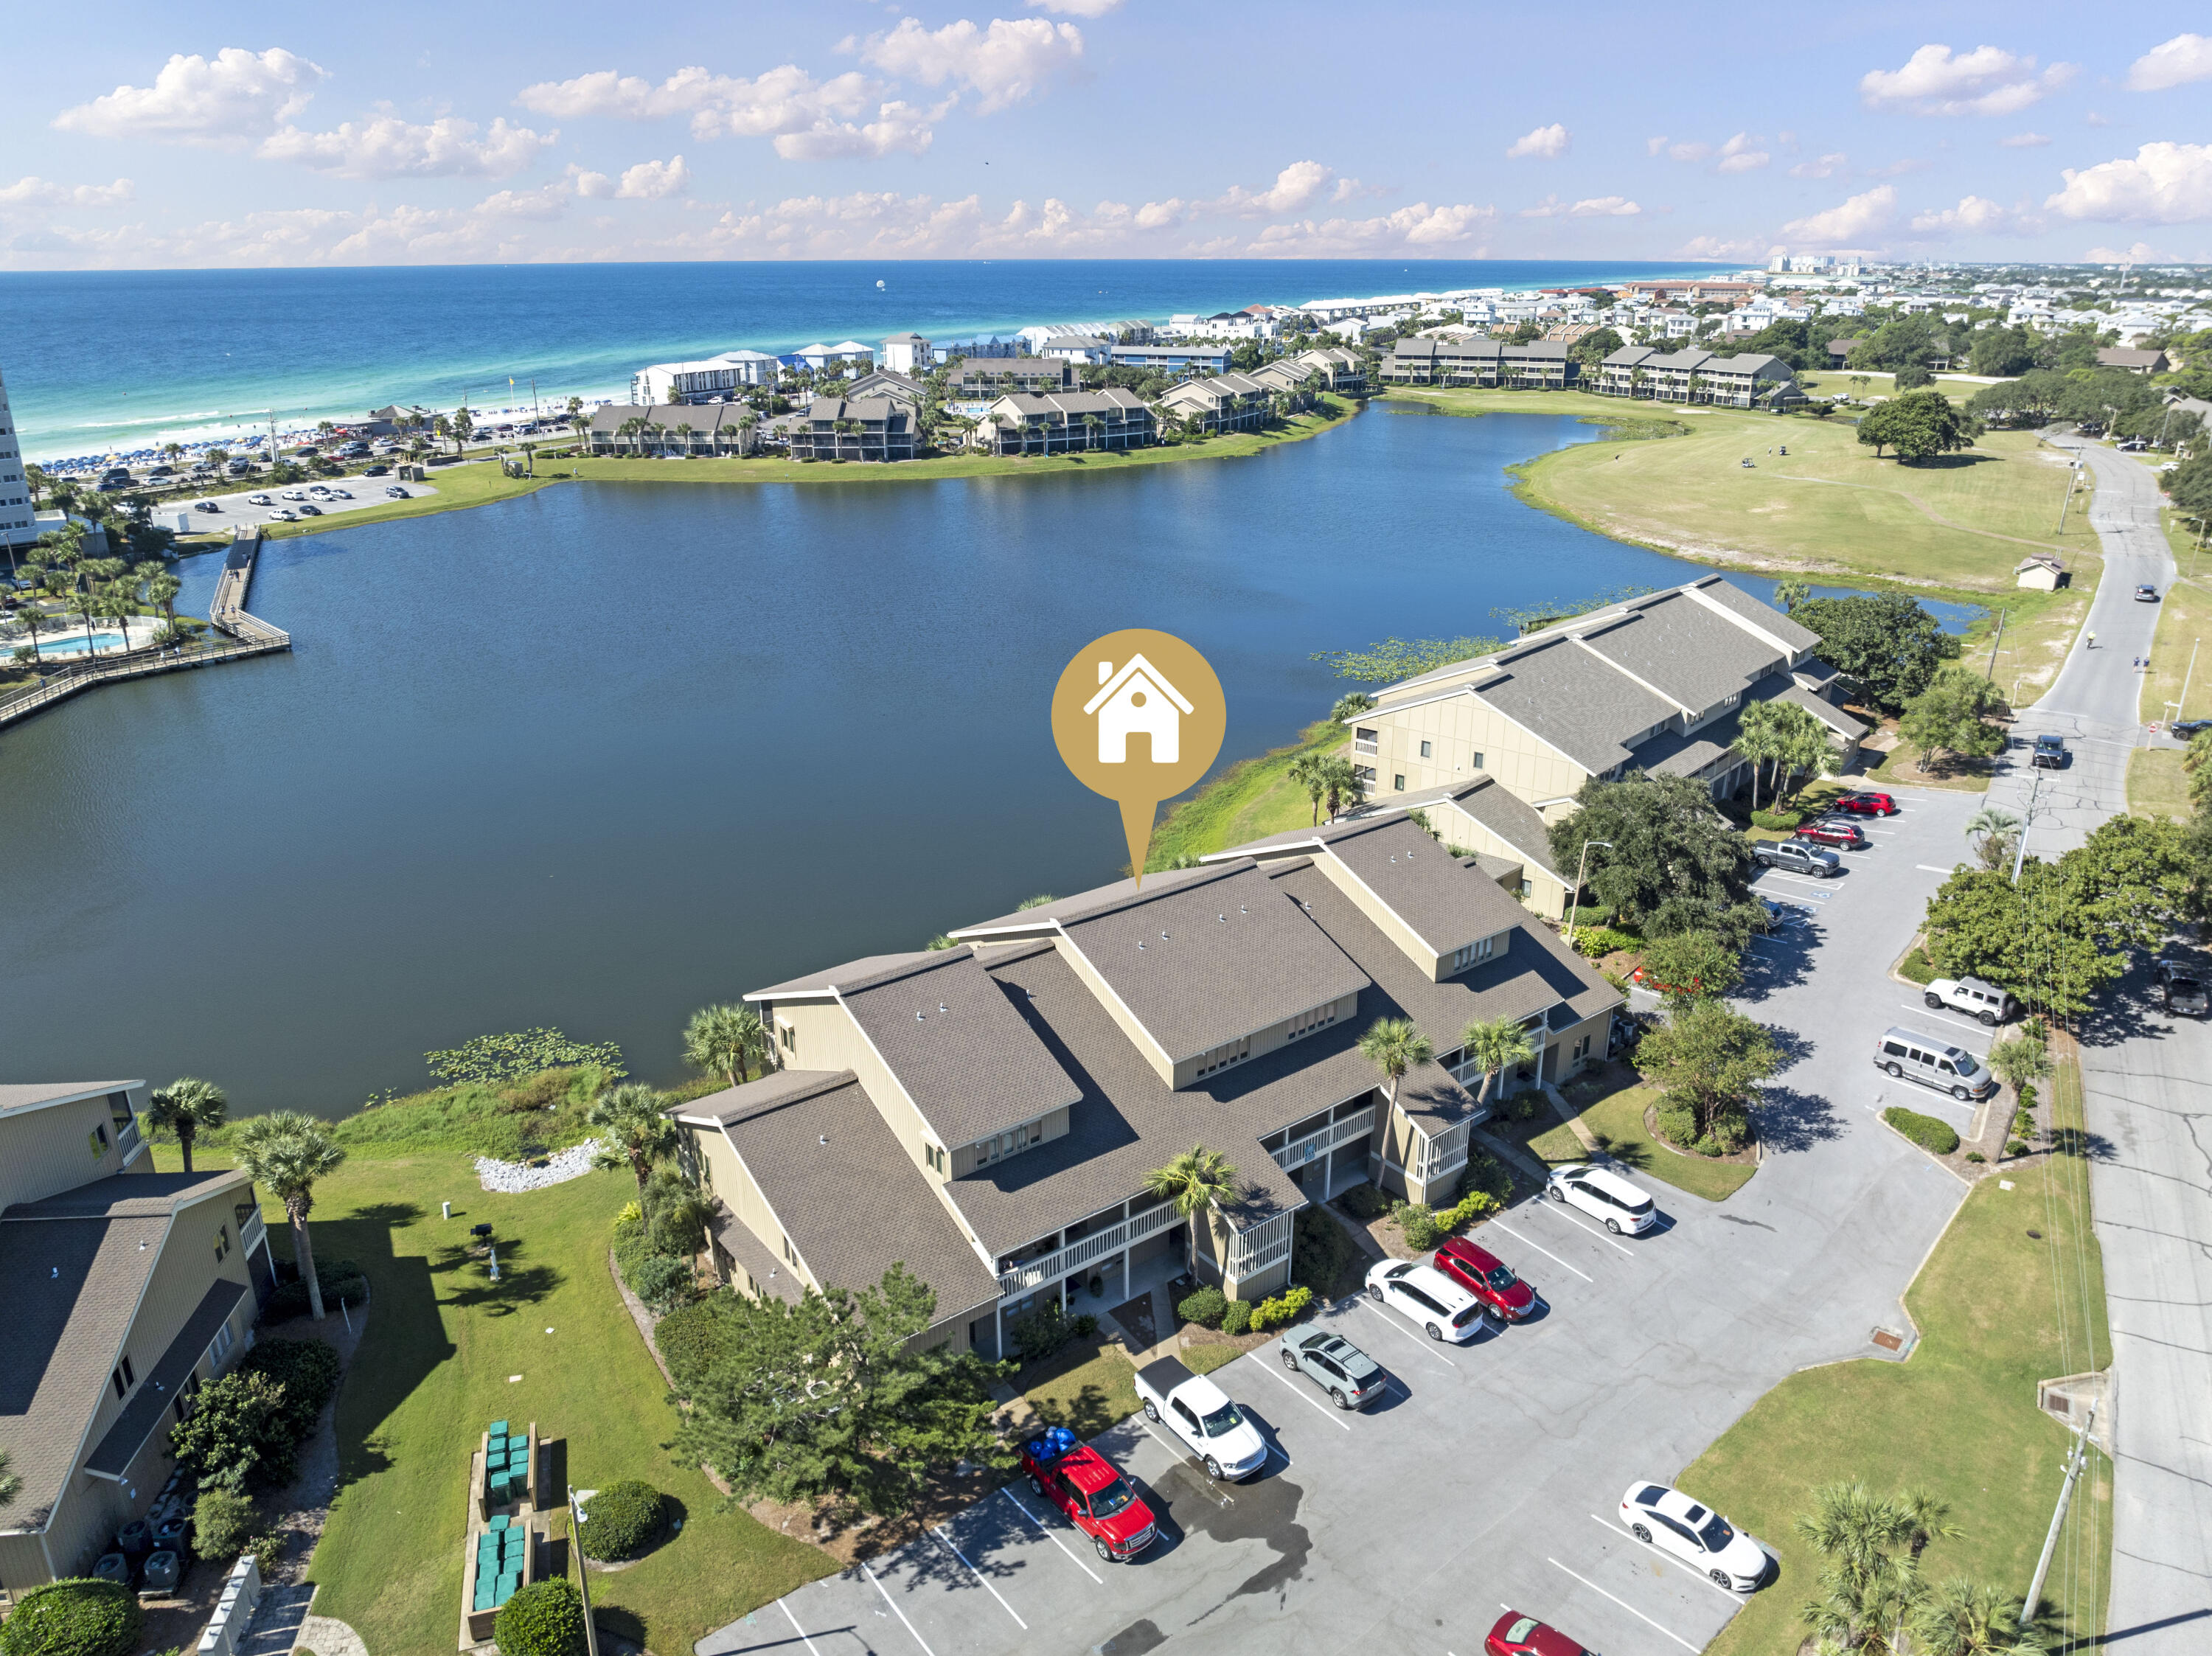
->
[[1984, 436, 2176, 858], [704, 797, 1984, 1656]]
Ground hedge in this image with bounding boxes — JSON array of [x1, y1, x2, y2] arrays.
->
[[574, 1480, 668, 1562], [1177, 1285, 1226, 1329], [237, 1338, 341, 1438], [494, 1580, 588, 1656], [654, 1297, 740, 1398], [1571, 926, 1641, 961], [1220, 1298, 1252, 1336], [1248, 1285, 1312, 1333], [0, 1580, 142, 1656], [264, 1260, 369, 1322], [192, 1489, 258, 1561], [1750, 809, 1804, 831], [1883, 1106, 1961, 1156]]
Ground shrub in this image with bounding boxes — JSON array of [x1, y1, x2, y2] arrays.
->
[[1655, 1099, 1698, 1149], [247, 1534, 285, 1581], [574, 1480, 668, 1562], [0, 1579, 142, 1656], [262, 1263, 368, 1322], [192, 1489, 258, 1561], [1392, 1201, 1441, 1251], [1565, 903, 1615, 930], [1009, 1301, 1071, 1363], [1434, 1189, 1500, 1234], [1883, 1107, 1961, 1155], [655, 1296, 740, 1398], [1177, 1286, 1227, 1329], [1750, 809, 1803, 831], [237, 1339, 341, 1438], [169, 1372, 295, 1492], [1338, 1184, 1388, 1221], [1898, 946, 1940, 987], [1220, 1299, 1252, 1336], [1249, 1286, 1313, 1333], [1290, 1208, 1358, 1298], [1571, 926, 1640, 960], [1509, 1093, 1544, 1122], [625, 1253, 697, 1315], [2007, 1139, 2030, 1158], [494, 1579, 588, 1656], [1458, 1152, 1512, 1204], [1966, 1151, 1986, 1163]]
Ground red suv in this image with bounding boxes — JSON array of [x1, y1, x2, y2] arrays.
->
[[1830, 791, 1898, 816], [1020, 1433, 1157, 1562], [1486, 1611, 1588, 1656], [1793, 818, 1866, 849], [1433, 1236, 1536, 1321]]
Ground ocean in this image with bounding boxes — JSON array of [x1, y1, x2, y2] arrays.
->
[[0, 259, 1719, 464]]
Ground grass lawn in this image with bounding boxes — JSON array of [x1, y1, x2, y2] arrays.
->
[[1520, 412, 2090, 594], [2129, 748, 2190, 821], [1552, 1075, 1759, 1202], [1148, 716, 1348, 868], [1973, 580, 2098, 709], [1862, 737, 1994, 794], [2138, 574, 2212, 727], [1528, 1118, 1586, 1171], [161, 1143, 831, 1656], [1686, 1062, 2111, 1656], [1019, 1335, 1142, 1438]]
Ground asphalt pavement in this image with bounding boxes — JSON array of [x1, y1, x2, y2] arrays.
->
[[703, 794, 1984, 1656], [167, 476, 437, 534]]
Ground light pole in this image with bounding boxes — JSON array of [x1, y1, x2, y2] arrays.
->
[[1565, 840, 1613, 950], [567, 1487, 602, 1656]]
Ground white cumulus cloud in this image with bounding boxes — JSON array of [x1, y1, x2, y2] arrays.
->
[[2084, 240, 2164, 262], [2045, 142, 2212, 224], [0, 176, 135, 209], [1675, 234, 1770, 260], [258, 115, 554, 179], [1790, 153, 1848, 178], [515, 64, 932, 159], [1203, 161, 1336, 215], [1716, 133, 1770, 173], [613, 155, 689, 198], [1506, 123, 1569, 159], [55, 47, 326, 145], [1909, 195, 2041, 235], [855, 16, 1083, 114], [1780, 184, 1897, 246], [1860, 44, 2073, 116], [1519, 194, 1640, 218], [2127, 34, 2212, 92]]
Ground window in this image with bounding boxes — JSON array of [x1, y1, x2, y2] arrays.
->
[[1195, 1036, 1251, 1076], [973, 1119, 1044, 1165], [1448, 934, 1499, 974], [211, 1321, 235, 1361], [1419, 740, 1433, 759], [213, 1225, 229, 1263], [111, 1356, 135, 1398], [1353, 764, 1377, 785], [1286, 1003, 1338, 1040], [778, 1021, 796, 1053], [1394, 774, 1405, 791], [1470, 752, 1485, 770], [1353, 727, 1379, 754], [88, 1124, 108, 1158], [782, 1234, 797, 1266], [925, 1143, 947, 1174]]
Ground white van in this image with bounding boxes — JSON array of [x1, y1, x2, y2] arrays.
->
[[1874, 1027, 1997, 1101], [1545, 1163, 1658, 1235]]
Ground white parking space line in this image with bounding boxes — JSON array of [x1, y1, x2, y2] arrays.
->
[[1545, 1558, 1700, 1653], [998, 1489, 1102, 1583], [1486, 1218, 1593, 1282], [1915, 864, 1963, 875], [1751, 871, 1837, 888], [861, 1561, 939, 1656], [779, 1601, 827, 1656], [931, 1525, 1027, 1629], [1587, 1514, 1748, 1604], [1250, 1349, 1354, 1429], [1896, 1004, 1995, 1041], [1349, 1298, 1461, 1368], [1531, 1197, 1637, 1256]]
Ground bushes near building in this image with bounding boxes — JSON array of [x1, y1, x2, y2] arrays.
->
[[574, 1480, 669, 1562], [1884, 1106, 1961, 1156], [493, 1580, 588, 1656], [1177, 1285, 1227, 1329], [0, 1579, 142, 1656], [168, 1339, 338, 1492], [1220, 1298, 1253, 1336], [191, 1489, 259, 1562], [1248, 1286, 1312, 1332], [265, 1259, 368, 1321]]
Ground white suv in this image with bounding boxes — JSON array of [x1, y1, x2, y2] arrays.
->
[[1921, 976, 2016, 1026], [1364, 1259, 1488, 1343], [1621, 1482, 1769, 1590], [1547, 1163, 1658, 1235]]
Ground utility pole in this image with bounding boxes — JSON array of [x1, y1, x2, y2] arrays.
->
[[2056, 462, 2079, 535], [2025, 1396, 2098, 1620], [1985, 608, 2005, 680], [2168, 638, 2199, 728], [567, 1488, 602, 1656], [2011, 771, 2041, 884]]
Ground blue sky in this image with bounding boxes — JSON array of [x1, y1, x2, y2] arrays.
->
[[1, 1, 2206, 268]]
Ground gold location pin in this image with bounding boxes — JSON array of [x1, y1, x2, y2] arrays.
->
[[1051, 630, 1227, 886]]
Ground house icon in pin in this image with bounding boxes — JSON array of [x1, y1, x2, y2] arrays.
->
[[1083, 653, 1194, 764]]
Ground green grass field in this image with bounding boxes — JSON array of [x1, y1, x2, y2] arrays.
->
[[1147, 717, 1349, 869], [157, 1141, 831, 1656], [1688, 1061, 2111, 1656], [1550, 1077, 1759, 1201]]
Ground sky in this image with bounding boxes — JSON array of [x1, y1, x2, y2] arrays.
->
[[1, 1, 2208, 271]]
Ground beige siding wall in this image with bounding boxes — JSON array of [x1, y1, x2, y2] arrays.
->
[[0, 1531, 58, 1598], [1053, 939, 1175, 1085], [1545, 1009, 1614, 1082], [1363, 692, 1590, 812], [0, 1092, 142, 1211], [1165, 991, 1360, 1090], [1430, 803, 1571, 920], [689, 1125, 815, 1293]]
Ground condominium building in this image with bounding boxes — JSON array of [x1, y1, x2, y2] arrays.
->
[[1592, 347, 1801, 408], [585, 402, 760, 456], [1, 363, 37, 548], [668, 819, 1617, 1358], [1107, 344, 1234, 378], [1346, 577, 1864, 821], [0, 1083, 275, 1595], [785, 397, 917, 463], [879, 333, 933, 375], [1379, 338, 1575, 390], [1154, 372, 1273, 434], [947, 359, 1077, 398], [630, 352, 780, 404], [972, 389, 1155, 456]]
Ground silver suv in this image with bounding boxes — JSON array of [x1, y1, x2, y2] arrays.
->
[[1753, 838, 1840, 878]]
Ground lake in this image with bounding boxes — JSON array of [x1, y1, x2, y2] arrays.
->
[[0, 406, 1930, 1112]]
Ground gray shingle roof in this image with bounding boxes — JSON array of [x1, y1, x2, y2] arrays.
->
[[1316, 816, 1520, 959], [84, 1278, 247, 1478], [1573, 590, 1787, 712], [1054, 863, 1371, 1063], [4, 1168, 248, 1220], [710, 1208, 803, 1304], [1688, 576, 1821, 653], [1470, 632, 1680, 775], [0, 1082, 136, 1117], [746, 953, 945, 1001], [1436, 777, 1561, 877], [714, 1076, 1001, 1317]]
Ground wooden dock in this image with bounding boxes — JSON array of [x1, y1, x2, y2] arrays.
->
[[1, 526, 291, 732]]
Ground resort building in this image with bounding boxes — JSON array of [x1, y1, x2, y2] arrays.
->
[[1379, 338, 1575, 389], [1035, 335, 1115, 366], [585, 403, 761, 457], [1592, 347, 1801, 408], [879, 333, 933, 375], [630, 351, 780, 404], [1, 364, 38, 549], [1154, 372, 1274, 434], [947, 359, 1077, 398], [1296, 347, 1368, 397], [1107, 344, 1235, 378], [0, 1082, 275, 1596], [971, 389, 1155, 456], [667, 818, 1618, 1358], [841, 369, 928, 409], [1346, 577, 1865, 821], [791, 342, 874, 373], [784, 397, 917, 463]]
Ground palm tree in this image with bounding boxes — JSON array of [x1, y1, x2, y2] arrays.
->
[[1142, 1144, 1240, 1276], [232, 1112, 348, 1320], [1899, 1488, 1965, 1560], [1287, 752, 1331, 825], [683, 1003, 768, 1088], [1733, 700, 1790, 809], [1910, 1577, 2042, 1656], [1082, 412, 1104, 451], [1964, 807, 2021, 871], [1318, 754, 1365, 821], [588, 1082, 675, 1190], [1358, 1017, 1434, 1113], [145, 1077, 229, 1173], [1795, 1482, 1921, 1654], [674, 421, 696, 456], [1460, 1015, 1535, 1108]]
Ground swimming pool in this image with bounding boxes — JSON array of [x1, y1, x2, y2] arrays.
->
[[31, 633, 129, 658]]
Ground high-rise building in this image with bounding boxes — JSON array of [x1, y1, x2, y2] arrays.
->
[[0, 363, 36, 548]]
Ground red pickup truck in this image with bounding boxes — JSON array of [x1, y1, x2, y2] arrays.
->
[[1020, 1430, 1158, 1563]]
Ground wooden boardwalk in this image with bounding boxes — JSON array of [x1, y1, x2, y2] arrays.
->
[[1, 526, 291, 732]]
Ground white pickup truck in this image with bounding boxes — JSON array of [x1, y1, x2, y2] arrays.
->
[[1133, 1355, 1268, 1481]]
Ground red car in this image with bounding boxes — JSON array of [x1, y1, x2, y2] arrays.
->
[[1432, 1236, 1537, 1321], [1486, 1610, 1589, 1656], [1792, 818, 1866, 849], [1020, 1434, 1157, 1563], [1830, 791, 1899, 816]]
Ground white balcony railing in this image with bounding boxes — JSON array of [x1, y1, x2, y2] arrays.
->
[[1271, 1105, 1377, 1174], [997, 1199, 1181, 1302], [1225, 1210, 1295, 1279], [240, 1209, 268, 1254], [1409, 1119, 1472, 1185], [113, 1116, 142, 1158]]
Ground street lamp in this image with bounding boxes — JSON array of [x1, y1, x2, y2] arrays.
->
[[1565, 840, 1613, 950], [567, 1488, 602, 1656]]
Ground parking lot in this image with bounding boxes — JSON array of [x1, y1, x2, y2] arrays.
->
[[707, 787, 1985, 1656], [164, 476, 440, 534]]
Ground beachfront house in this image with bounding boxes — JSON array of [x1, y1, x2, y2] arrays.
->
[[1107, 343, 1235, 379], [879, 333, 933, 375], [972, 389, 1155, 456], [630, 352, 780, 404], [0, 1082, 276, 1597], [1035, 335, 1115, 366], [0, 365, 35, 550], [1345, 577, 1865, 825], [785, 397, 917, 463], [793, 342, 875, 375], [666, 820, 1618, 1359], [1154, 373, 1273, 434], [586, 403, 761, 457]]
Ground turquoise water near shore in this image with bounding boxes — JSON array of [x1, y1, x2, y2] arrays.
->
[[0, 259, 1719, 462]]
